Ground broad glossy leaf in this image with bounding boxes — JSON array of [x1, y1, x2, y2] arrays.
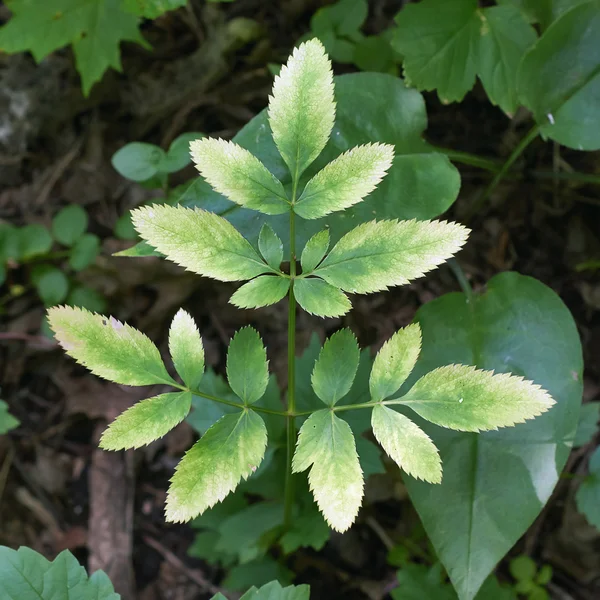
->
[[227, 327, 269, 405], [190, 138, 289, 215], [183, 73, 460, 252], [370, 324, 422, 401], [399, 364, 554, 432], [294, 143, 394, 219], [166, 411, 268, 522], [293, 409, 363, 532], [258, 224, 284, 269], [372, 404, 441, 483], [477, 6, 537, 115], [311, 329, 360, 406], [294, 277, 351, 317], [48, 306, 176, 387], [0, 546, 119, 600], [517, 1, 600, 150], [300, 230, 330, 273], [132, 205, 271, 281], [268, 39, 335, 178], [0, 400, 19, 435], [393, 0, 481, 103], [575, 446, 600, 528], [100, 391, 192, 450], [169, 309, 205, 391], [230, 276, 290, 309], [313, 219, 469, 294], [402, 272, 583, 600]]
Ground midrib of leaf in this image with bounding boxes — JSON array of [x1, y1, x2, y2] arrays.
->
[[549, 60, 600, 115], [3, 555, 45, 600], [117, 392, 188, 435]]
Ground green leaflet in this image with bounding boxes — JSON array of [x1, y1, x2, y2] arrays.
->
[[294, 143, 395, 219], [371, 404, 442, 484], [227, 327, 269, 405], [313, 219, 469, 294], [52, 205, 88, 247], [268, 39, 335, 179], [294, 278, 351, 318], [370, 324, 422, 402], [48, 306, 176, 387], [293, 409, 363, 532], [132, 205, 272, 282], [0, 0, 148, 96], [190, 138, 289, 215], [100, 391, 192, 450], [574, 402, 600, 447], [399, 364, 555, 433], [0, 400, 19, 435], [311, 329, 360, 406], [576, 446, 600, 529], [258, 224, 284, 270], [300, 230, 330, 273], [111, 142, 166, 182], [0, 546, 119, 600], [166, 411, 268, 522], [517, 1, 600, 150], [169, 309, 205, 391], [230, 276, 290, 309]]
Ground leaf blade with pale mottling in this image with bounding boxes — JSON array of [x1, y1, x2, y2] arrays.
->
[[230, 276, 290, 309], [169, 309, 205, 391], [258, 224, 284, 270], [227, 327, 269, 405], [294, 278, 351, 318], [301, 229, 330, 273]]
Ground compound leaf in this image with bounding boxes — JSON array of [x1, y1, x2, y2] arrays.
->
[[166, 411, 268, 522], [393, 0, 481, 103], [372, 404, 442, 483], [268, 39, 335, 178], [399, 364, 555, 432], [576, 446, 600, 529], [48, 306, 175, 387], [132, 205, 271, 281], [293, 409, 363, 532], [0, 400, 19, 435], [294, 277, 351, 318], [169, 309, 205, 391], [227, 327, 269, 405], [301, 230, 330, 273], [517, 0, 600, 150], [190, 138, 289, 215], [313, 219, 469, 294], [294, 143, 395, 219], [0, 546, 119, 600], [100, 391, 192, 450], [311, 329, 360, 406], [230, 276, 290, 309], [370, 324, 422, 402], [258, 224, 284, 269]]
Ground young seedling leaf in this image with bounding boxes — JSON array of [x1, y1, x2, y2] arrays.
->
[[160, 131, 204, 173], [294, 143, 395, 219], [258, 224, 284, 269], [69, 233, 101, 271], [32, 265, 69, 307], [399, 364, 555, 432], [166, 411, 268, 522], [293, 409, 363, 532], [100, 391, 192, 450], [268, 39, 335, 179], [294, 278, 351, 318], [0, 546, 120, 600], [132, 205, 271, 282], [190, 138, 289, 215], [370, 324, 422, 401], [575, 446, 600, 529], [392, 0, 481, 103], [372, 404, 442, 483], [311, 329, 360, 406], [169, 309, 205, 391], [301, 229, 330, 273], [52, 204, 88, 246], [230, 276, 290, 309], [314, 219, 469, 294], [112, 142, 166, 182], [0, 400, 19, 435], [48, 306, 176, 387], [18, 224, 53, 260], [227, 327, 269, 405]]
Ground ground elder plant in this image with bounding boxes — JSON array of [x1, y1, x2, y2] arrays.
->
[[48, 39, 555, 588]]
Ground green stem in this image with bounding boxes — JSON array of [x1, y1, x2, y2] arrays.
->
[[447, 258, 473, 304], [432, 146, 501, 173], [466, 125, 540, 221]]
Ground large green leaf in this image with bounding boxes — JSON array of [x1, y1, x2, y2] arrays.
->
[[517, 0, 600, 150], [166, 410, 268, 522], [0, 546, 119, 600], [401, 272, 583, 600], [181, 73, 461, 252]]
